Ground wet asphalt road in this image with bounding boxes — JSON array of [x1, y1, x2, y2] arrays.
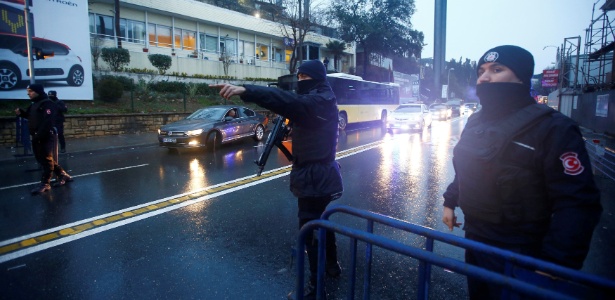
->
[[0, 115, 613, 299]]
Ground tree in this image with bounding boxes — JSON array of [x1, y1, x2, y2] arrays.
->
[[328, 0, 424, 78], [443, 57, 477, 101], [148, 54, 172, 75], [90, 34, 105, 71], [325, 40, 346, 71], [114, 0, 122, 48], [276, 0, 314, 74], [219, 34, 233, 77], [101, 47, 130, 72]]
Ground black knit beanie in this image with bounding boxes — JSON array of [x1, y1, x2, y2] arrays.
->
[[477, 45, 534, 88], [27, 83, 45, 96], [297, 60, 327, 81]]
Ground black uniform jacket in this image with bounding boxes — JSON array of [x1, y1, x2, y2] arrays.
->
[[443, 108, 602, 269], [18, 95, 57, 141], [51, 96, 67, 123], [241, 82, 343, 199]]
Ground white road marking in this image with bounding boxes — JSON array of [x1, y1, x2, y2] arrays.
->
[[0, 164, 150, 191]]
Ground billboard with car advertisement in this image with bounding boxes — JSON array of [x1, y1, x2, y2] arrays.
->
[[0, 0, 93, 100]]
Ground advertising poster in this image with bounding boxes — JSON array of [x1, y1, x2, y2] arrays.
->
[[542, 69, 559, 88], [0, 0, 93, 100], [596, 94, 609, 117], [393, 71, 420, 103]]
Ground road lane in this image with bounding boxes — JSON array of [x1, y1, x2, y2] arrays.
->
[[0, 136, 396, 264]]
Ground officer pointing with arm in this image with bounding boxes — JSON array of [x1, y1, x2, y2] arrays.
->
[[212, 60, 343, 300]]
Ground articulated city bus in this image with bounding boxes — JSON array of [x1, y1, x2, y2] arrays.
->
[[275, 73, 401, 130], [327, 73, 400, 130]]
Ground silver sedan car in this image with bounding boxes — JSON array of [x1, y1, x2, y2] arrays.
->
[[158, 105, 266, 151]]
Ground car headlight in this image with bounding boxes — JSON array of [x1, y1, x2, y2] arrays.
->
[[186, 129, 204, 136]]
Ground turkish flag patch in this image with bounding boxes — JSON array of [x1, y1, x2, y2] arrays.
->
[[46, 109, 51, 115], [559, 152, 584, 175]]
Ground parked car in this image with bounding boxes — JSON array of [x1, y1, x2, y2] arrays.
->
[[429, 103, 452, 120], [449, 104, 462, 116], [464, 102, 479, 114], [0, 32, 84, 90], [158, 105, 266, 151], [387, 104, 432, 131]]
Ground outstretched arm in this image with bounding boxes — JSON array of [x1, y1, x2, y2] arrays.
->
[[210, 83, 246, 99]]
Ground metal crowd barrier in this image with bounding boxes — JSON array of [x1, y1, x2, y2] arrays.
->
[[294, 204, 615, 300], [585, 138, 615, 181], [15, 117, 31, 155]]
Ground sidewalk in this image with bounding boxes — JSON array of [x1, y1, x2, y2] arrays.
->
[[0, 132, 159, 162]]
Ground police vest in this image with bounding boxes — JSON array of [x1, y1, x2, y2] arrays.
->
[[453, 104, 555, 224]]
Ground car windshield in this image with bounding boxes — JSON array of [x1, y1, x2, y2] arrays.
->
[[395, 106, 422, 113], [186, 107, 226, 120], [430, 105, 447, 110]]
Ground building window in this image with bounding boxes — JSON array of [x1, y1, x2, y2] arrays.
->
[[183, 30, 196, 50], [302, 44, 320, 60], [148, 23, 156, 46], [174, 28, 181, 49], [220, 38, 236, 56], [257, 44, 268, 60], [89, 13, 114, 39], [156, 25, 172, 48], [201, 34, 218, 53], [243, 41, 254, 61], [273, 47, 284, 62], [119, 19, 146, 44]]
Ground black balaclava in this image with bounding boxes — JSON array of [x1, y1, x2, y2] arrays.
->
[[475, 45, 535, 120], [297, 60, 327, 94]]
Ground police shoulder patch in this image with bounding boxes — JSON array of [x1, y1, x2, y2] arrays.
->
[[559, 152, 584, 175]]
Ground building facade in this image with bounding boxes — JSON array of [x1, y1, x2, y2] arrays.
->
[[88, 0, 355, 79]]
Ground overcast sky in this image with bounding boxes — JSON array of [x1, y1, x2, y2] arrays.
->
[[412, 0, 609, 73]]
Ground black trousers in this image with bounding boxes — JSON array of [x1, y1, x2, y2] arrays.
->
[[298, 196, 338, 283], [32, 132, 64, 184], [464, 232, 587, 299]]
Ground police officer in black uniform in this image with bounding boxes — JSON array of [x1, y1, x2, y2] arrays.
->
[[441, 45, 602, 299], [15, 84, 73, 194], [48, 90, 68, 153], [212, 60, 343, 300]]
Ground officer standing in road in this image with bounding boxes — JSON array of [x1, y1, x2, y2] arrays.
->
[[15, 84, 73, 194], [48, 90, 67, 153], [212, 60, 343, 300], [441, 45, 602, 299]]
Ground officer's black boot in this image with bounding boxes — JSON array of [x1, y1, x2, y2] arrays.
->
[[325, 231, 341, 278], [305, 235, 327, 300]]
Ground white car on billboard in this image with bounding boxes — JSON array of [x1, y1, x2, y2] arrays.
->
[[0, 32, 84, 91]]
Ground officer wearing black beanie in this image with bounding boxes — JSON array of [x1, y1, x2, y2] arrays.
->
[[442, 45, 601, 299], [211, 60, 343, 299]]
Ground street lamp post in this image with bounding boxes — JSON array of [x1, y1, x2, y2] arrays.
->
[[447, 68, 455, 101]]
